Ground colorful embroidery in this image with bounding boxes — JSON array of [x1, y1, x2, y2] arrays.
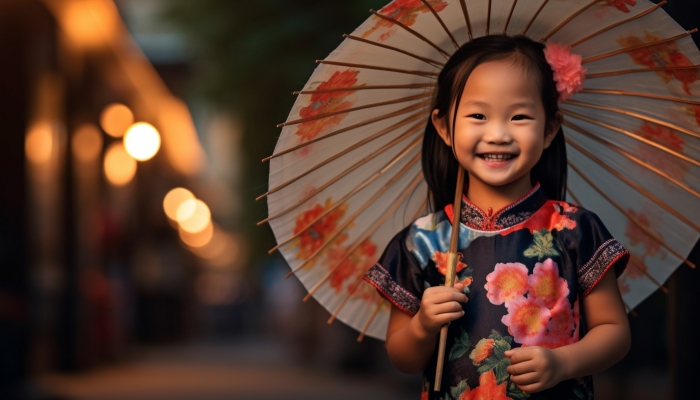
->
[[523, 229, 561, 260], [361, 0, 448, 42], [617, 32, 699, 95], [364, 263, 420, 315], [295, 69, 363, 143], [578, 239, 629, 296]]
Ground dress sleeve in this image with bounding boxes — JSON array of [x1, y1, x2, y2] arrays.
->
[[363, 227, 425, 316], [571, 210, 629, 296]]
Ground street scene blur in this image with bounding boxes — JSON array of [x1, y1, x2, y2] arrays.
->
[[0, 0, 698, 399]]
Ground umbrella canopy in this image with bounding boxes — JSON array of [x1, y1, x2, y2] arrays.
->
[[261, 0, 700, 340]]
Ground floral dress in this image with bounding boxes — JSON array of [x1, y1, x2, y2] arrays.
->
[[363, 183, 629, 400]]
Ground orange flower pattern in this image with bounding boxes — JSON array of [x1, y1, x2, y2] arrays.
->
[[469, 338, 495, 365], [291, 198, 377, 297], [634, 122, 690, 183], [361, 0, 448, 42], [455, 370, 512, 400], [295, 69, 363, 143], [605, 0, 636, 13], [617, 33, 699, 95]]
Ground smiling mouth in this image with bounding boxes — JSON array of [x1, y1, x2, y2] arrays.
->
[[479, 153, 515, 161]]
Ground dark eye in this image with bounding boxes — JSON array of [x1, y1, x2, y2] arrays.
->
[[512, 115, 531, 121], [469, 114, 486, 120]]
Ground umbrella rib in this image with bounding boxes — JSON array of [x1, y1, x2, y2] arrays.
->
[[420, 0, 459, 50], [458, 0, 473, 41], [278, 93, 432, 128], [301, 173, 424, 297], [623, 302, 637, 316], [328, 198, 427, 325], [578, 88, 700, 107], [285, 161, 423, 277], [263, 101, 430, 162], [541, 0, 600, 42], [562, 109, 700, 168], [258, 113, 426, 201], [369, 9, 451, 58], [343, 34, 445, 67], [264, 133, 423, 252], [629, 255, 669, 294], [317, 60, 439, 78], [567, 185, 671, 293], [357, 298, 385, 342], [564, 99, 700, 140], [570, 1, 667, 48], [582, 30, 697, 64], [566, 158, 696, 269], [503, 0, 518, 34], [294, 83, 436, 95], [563, 120, 700, 201], [486, 0, 492, 36], [586, 64, 700, 79], [523, 0, 549, 36], [567, 140, 700, 233]]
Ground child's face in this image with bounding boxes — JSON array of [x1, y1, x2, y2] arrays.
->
[[432, 59, 559, 192]]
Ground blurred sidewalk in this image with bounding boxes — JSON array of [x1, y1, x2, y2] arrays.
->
[[36, 337, 417, 400]]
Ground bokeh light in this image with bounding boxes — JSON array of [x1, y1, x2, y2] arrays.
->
[[124, 122, 161, 161], [59, 0, 118, 49], [100, 103, 134, 138], [179, 221, 214, 248], [72, 123, 103, 162], [163, 188, 195, 221], [104, 142, 137, 186], [176, 199, 211, 233], [25, 121, 54, 164]]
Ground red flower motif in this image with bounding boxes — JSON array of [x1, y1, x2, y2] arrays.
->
[[527, 259, 569, 309], [362, 0, 448, 42], [292, 199, 348, 261], [330, 240, 377, 294], [295, 70, 362, 142], [470, 338, 495, 365], [639, 122, 685, 151], [458, 370, 511, 400], [624, 208, 662, 262], [432, 251, 467, 276], [500, 201, 577, 236], [485, 262, 529, 305], [502, 296, 551, 345], [618, 33, 699, 95], [605, 0, 636, 13]]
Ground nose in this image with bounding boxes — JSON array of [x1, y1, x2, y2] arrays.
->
[[483, 121, 512, 144]]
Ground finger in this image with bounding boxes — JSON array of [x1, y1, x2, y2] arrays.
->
[[514, 383, 542, 394], [509, 371, 540, 385], [506, 360, 536, 375], [433, 310, 465, 325], [505, 348, 533, 364], [432, 301, 465, 315], [431, 290, 467, 304]]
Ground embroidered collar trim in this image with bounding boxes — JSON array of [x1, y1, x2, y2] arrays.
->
[[449, 183, 548, 231]]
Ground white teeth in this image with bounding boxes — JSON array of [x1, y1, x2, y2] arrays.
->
[[482, 154, 513, 161]]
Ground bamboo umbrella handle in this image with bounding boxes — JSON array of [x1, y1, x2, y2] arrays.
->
[[434, 166, 465, 391]]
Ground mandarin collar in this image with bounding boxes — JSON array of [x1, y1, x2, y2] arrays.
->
[[454, 183, 548, 231]]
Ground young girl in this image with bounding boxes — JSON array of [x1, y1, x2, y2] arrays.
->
[[363, 35, 631, 399]]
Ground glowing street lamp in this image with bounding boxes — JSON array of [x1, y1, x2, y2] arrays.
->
[[124, 122, 161, 161]]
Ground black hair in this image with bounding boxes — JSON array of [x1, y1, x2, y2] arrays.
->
[[422, 34, 567, 211]]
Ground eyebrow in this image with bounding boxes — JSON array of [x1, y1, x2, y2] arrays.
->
[[461, 100, 538, 109]]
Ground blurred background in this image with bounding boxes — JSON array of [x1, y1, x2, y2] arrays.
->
[[0, 0, 698, 399]]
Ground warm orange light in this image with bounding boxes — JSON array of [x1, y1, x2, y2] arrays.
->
[[25, 122, 54, 164], [176, 199, 211, 233], [100, 103, 134, 138], [104, 142, 137, 186], [59, 0, 119, 49], [72, 124, 103, 162], [163, 188, 195, 220], [124, 122, 161, 161], [179, 222, 214, 248]]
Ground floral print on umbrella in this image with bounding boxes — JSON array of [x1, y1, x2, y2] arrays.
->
[[362, 0, 448, 42], [605, 0, 637, 13], [635, 122, 690, 183], [295, 69, 363, 143], [617, 32, 699, 95], [291, 198, 349, 265]]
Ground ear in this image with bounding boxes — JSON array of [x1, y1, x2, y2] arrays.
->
[[431, 109, 452, 147], [543, 111, 563, 149]]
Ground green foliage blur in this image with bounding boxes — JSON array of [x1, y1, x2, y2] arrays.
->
[[163, 0, 388, 266]]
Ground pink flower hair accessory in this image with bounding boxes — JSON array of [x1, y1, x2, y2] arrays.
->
[[544, 41, 587, 102]]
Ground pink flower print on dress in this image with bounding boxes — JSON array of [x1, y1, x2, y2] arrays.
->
[[527, 258, 570, 309], [541, 297, 577, 348], [502, 296, 551, 346], [484, 262, 529, 305]]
